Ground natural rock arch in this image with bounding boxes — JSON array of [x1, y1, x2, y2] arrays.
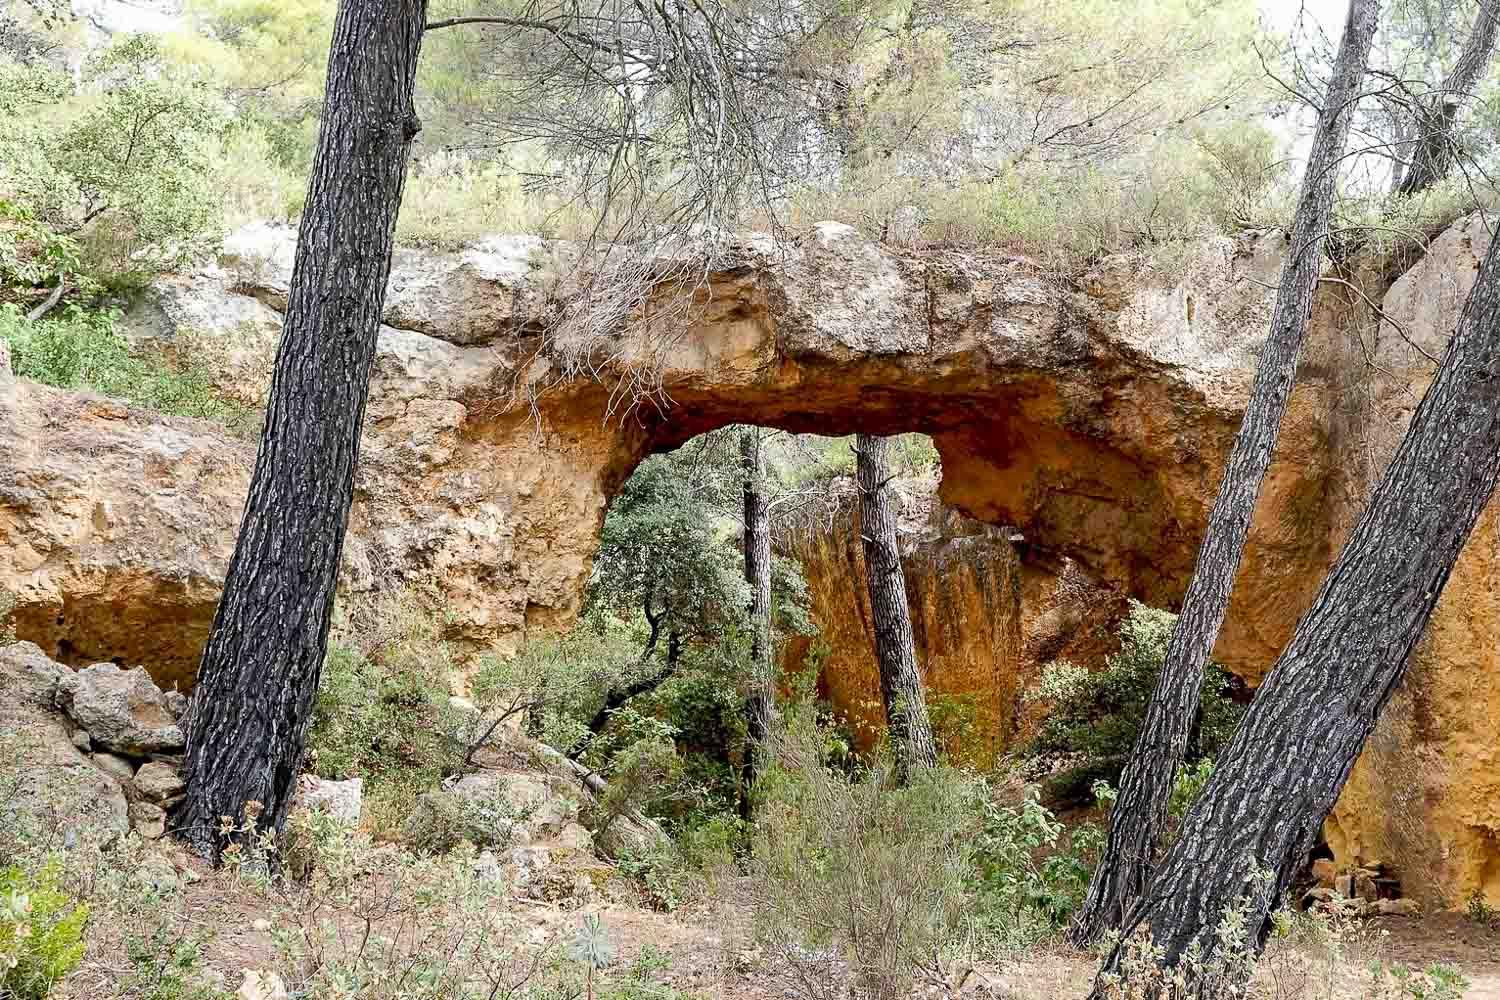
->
[[4, 218, 1497, 903]]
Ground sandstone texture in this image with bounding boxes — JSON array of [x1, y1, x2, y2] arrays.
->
[[0, 216, 1496, 904], [780, 475, 1025, 768]]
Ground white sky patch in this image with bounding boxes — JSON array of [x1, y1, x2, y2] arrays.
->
[[1259, 0, 1349, 33]]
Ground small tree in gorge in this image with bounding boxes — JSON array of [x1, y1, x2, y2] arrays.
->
[[854, 433, 938, 777]]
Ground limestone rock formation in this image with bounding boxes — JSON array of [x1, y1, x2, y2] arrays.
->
[[1, 217, 1497, 903], [0, 641, 129, 846], [55, 661, 185, 754], [779, 475, 1026, 768]]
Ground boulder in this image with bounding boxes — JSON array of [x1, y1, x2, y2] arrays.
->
[[236, 970, 290, 1000], [134, 761, 186, 803], [555, 822, 595, 853], [290, 775, 362, 825], [449, 771, 578, 840], [0, 640, 62, 706], [129, 800, 167, 839], [0, 643, 129, 845], [1370, 898, 1422, 917], [595, 815, 669, 859], [91, 752, 138, 788], [55, 663, 185, 754]]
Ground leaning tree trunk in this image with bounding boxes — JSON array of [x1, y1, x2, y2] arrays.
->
[[176, 0, 427, 858], [1395, 0, 1500, 198], [1094, 197, 1500, 997], [740, 427, 774, 813], [855, 433, 938, 776], [1070, 0, 1381, 945]]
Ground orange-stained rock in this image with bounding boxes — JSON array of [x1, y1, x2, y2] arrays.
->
[[779, 477, 1025, 768]]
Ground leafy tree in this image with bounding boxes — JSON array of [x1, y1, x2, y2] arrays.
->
[[587, 452, 752, 664], [168, 0, 334, 170], [0, 36, 226, 296]]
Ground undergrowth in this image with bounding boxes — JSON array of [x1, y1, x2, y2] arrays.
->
[[0, 304, 254, 431]]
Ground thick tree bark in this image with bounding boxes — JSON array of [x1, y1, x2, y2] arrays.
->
[[855, 433, 938, 776], [1095, 196, 1500, 996], [740, 428, 774, 814], [1395, 0, 1500, 198], [176, 0, 426, 857], [1070, 0, 1381, 946]]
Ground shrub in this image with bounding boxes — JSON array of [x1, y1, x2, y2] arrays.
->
[[307, 640, 464, 824], [0, 856, 89, 1000], [399, 787, 533, 856], [749, 717, 981, 1000], [968, 789, 1103, 947], [468, 623, 638, 755], [309, 595, 469, 837], [0, 304, 253, 427], [1025, 601, 1244, 806]]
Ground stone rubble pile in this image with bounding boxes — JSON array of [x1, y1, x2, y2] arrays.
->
[[1, 640, 651, 906]]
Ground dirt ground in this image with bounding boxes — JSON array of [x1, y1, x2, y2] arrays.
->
[[60, 838, 1500, 1000]]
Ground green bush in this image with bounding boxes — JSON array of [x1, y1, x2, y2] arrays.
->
[[469, 623, 638, 755], [1026, 601, 1244, 806], [0, 856, 89, 1000], [399, 788, 531, 856], [307, 641, 463, 798], [968, 789, 1103, 946], [308, 599, 471, 837], [749, 715, 982, 1000], [0, 304, 253, 427], [1, 36, 227, 290]]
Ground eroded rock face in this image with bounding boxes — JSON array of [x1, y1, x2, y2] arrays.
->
[[780, 476, 1025, 768], [1, 218, 1497, 904]]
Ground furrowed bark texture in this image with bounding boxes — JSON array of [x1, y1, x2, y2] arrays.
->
[[1396, 0, 1500, 197], [741, 428, 774, 807], [855, 433, 938, 775], [177, 0, 426, 856], [1070, 0, 1382, 946], [1095, 187, 1500, 993]]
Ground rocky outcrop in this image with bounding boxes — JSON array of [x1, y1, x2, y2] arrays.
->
[[1, 217, 1497, 904], [781, 477, 1130, 766]]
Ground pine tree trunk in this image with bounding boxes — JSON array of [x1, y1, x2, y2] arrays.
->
[[1070, 0, 1380, 945], [741, 428, 774, 813], [176, 0, 426, 857], [855, 433, 938, 776], [1396, 0, 1500, 197], [1095, 199, 1500, 995]]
